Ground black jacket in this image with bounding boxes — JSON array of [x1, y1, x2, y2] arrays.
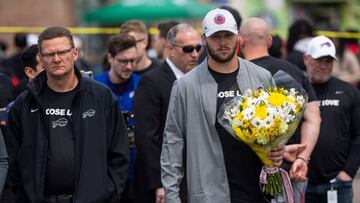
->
[[5, 68, 129, 202], [133, 61, 186, 202], [133, 61, 175, 202]]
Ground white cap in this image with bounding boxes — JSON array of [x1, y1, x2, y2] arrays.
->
[[306, 35, 337, 60], [202, 8, 238, 37]]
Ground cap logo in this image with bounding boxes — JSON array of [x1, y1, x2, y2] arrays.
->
[[214, 14, 225, 25], [320, 42, 331, 48]]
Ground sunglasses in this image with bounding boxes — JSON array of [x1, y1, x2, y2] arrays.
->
[[172, 44, 202, 53]]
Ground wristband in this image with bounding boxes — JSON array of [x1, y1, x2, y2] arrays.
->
[[296, 156, 309, 164]]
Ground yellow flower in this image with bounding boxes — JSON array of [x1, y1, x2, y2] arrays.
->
[[242, 100, 248, 110], [255, 105, 267, 119], [268, 92, 287, 106], [236, 112, 243, 120]]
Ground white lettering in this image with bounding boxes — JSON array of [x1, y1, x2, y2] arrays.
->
[[319, 99, 340, 107], [218, 91, 238, 98], [45, 108, 72, 116], [218, 92, 225, 98]]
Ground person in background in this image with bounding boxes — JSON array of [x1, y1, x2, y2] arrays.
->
[[0, 40, 7, 63], [120, 20, 160, 75], [0, 74, 14, 128], [134, 23, 201, 203], [268, 35, 284, 59], [1, 44, 43, 130], [0, 130, 8, 199], [0, 44, 44, 202], [0, 33, 29, 96], [286, 19, 315, 72], [94, 33, 140, 203], [73, 36, 91, 72], [151, 21, 179, 61], [304, 36, 360, 203], [332, 30, 360, 86], [239, 17, 321, 202], [5, 27, 129, 202], [21, 44, 45, 82], [161, 8, 284, 203]]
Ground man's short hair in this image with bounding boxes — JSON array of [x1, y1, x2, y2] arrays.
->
[[108, 34, 137, 56], [120, 20, 148, 36], [166, 24, 195, 45], [21, 44, 39, 71], [158, 21, 179, 39], [38, 27, 75, 52]]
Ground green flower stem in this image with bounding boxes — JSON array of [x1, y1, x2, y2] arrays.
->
[[262, 172, 283, 196]]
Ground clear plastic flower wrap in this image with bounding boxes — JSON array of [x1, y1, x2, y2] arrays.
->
[[217, 70, 308, 201]]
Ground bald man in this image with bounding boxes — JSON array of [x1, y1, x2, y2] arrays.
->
[[239, 17, 321, 202]]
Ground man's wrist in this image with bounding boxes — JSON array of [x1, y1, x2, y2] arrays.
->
[[296, 156, 309, 164]]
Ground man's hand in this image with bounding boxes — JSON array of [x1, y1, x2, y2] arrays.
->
[[155, 187, 165, 203], [336, 171, 352, 181], [290, 159, 308, 181], [284, 144, 306, 162], [0, 120, 6, 126], [268, 144, 285, 167]]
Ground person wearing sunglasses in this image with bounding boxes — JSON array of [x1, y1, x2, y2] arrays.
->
[[5, 27, 129, 203], [133, 23, 201, 203]]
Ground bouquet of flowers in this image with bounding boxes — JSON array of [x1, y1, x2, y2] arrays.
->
[[218, 71, 308, 201]]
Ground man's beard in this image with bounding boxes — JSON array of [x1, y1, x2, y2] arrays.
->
[[206, 42, 236, 63]]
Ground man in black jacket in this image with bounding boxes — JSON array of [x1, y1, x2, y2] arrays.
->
[[133, 23, 201, 203], [5, 27, 129, 203]]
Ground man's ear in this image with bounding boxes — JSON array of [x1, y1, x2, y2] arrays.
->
[[267, 35, 273, 48], [107, 53, 113, 64], [201, 34, 207, 44], [238, 35, 244, 49], [24, 67, 35, 80], [303, 55, 309, 65]]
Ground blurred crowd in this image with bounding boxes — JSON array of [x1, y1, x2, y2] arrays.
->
[[0, 5, 359, 203]]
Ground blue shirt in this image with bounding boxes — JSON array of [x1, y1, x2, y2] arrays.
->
[[95, 72, 140, 180], [94, 72, 140, 114]]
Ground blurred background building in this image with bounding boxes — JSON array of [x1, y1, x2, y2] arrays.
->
[[0, 0, 359, 71]]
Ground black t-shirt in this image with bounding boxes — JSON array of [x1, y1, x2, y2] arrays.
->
[[209, 67, 268, 203], [43, 84, 78, 195], [134, 58, 160, 76], [251, 56, 316, 148], [286, 50, 307, 72], [309, 77, 360, 183]]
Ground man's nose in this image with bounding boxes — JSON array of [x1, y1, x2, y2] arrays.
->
[[190, 49, 200, 57], [53, 53, 62, 62]]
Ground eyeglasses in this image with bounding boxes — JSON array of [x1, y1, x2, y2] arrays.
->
[[41, 47, 73, 59], [136, 38, 145, 43], [116, 58, 137, 65], [171, 44, 202, 53]]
